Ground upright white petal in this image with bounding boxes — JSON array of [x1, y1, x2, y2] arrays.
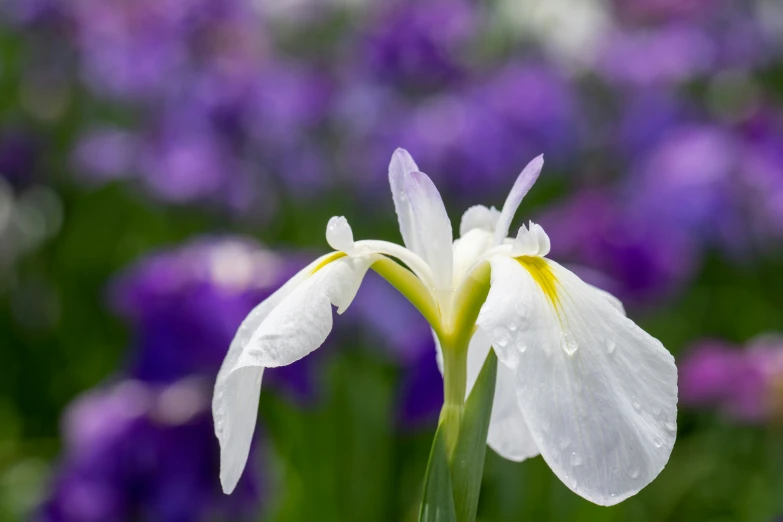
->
[[466, 330, 540, 462], [459, 205, 501, 237], [389, 149, 422, 253], [389, 149, 453, 289], [213, 254, 373, 493], [326, 216, 355, 255], [477, 257, 677, 506], [493, 155, 544, 245]]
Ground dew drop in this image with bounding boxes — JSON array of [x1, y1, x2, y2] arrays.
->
[[570, 452, 582, 466], [605, 339, 616, 354], [561, 332, 578, 355], [664, 421, 677, 432], [508, 322, 518, 332], [506, 351, 520, 368], [652, 406, 662, 416], [493, 327, 511, 349], [630, 468, 640, 479], [516, 338, 527, 353], [559, 437, 571, 449], [652, 436, 663, 448], [632, 398, 641, 412]]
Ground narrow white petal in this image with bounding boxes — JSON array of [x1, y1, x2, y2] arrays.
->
[[213, 254, 372, 493], [459, 205, 501, 237], [477, 257, 677, 506], [494, 155, 544, 246], [326, 216, 355, 255], [389, 148, 424, 255], [529, 222, 551, 257], [466, 330, 540, 462], [388, 149, 453, 289]]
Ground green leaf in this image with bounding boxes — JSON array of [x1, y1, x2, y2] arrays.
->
[[450, 349, 498, 522], [419, 424, 458, 522]]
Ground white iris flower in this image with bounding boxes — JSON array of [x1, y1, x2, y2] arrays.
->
[[213, 149, 678, 505]]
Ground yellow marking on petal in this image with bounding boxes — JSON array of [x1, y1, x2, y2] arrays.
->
[[310, 251, 347, 275], [516, 256, 560, 309]]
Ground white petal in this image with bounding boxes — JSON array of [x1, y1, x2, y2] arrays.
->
[[213, 255, 320, 493], [213, 254, 372, 493], [466, 330, 540, 462], [589, 285, 625, 315], [326, 216, 355, 255], [477, 257, 677, 506], [241, 256, 373, 368], [459, 205, 500, 237], [494, 155, 544, 246], [511, 224, 539, 257], [452, 228, 495, 288], [389, 149, 422, 253], [529, 222, 551, 257], [388, 149, 453, 289]]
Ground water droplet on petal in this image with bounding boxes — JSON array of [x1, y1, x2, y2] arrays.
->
[[652, 436, 663, 448], [559, 437, 571, 449], [632, 398, 641, 412], [605, 339, 616, 354], [652, 406, 662, 416], [561, 332, 578, 355], [494, 327, 511, 349], [570, 452, 583, 466], [630, 468, 640, 479], [516, 338, 527, 353], [508, 322, 518, 332], [664, 421, 677, 432]]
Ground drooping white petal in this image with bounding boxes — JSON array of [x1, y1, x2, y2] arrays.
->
[[213, 254, 327, 493], [213, 254, 373, 493], [459, 205, 501, 237], [465, 329, 540, 462], [494, 155, 544, 246], [388, 149, 453, 289], [241, 255, 374, 368], [477, 257, 677, 506], [326, 216, 355, 255]]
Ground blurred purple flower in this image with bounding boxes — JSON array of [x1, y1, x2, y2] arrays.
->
[[361, 0, 478, 90], [38, 378, 262, 522], [0, 131, 40, 188], [611, 0, 714, 25], [597, 24, 714, 86], [625, 111, 783, 252], [72, 128, 138, 183], [349, 61, 580, 198], [680, 335, 783, 423], [110, 237, 314, 399], [538, 189, 699, 304]]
